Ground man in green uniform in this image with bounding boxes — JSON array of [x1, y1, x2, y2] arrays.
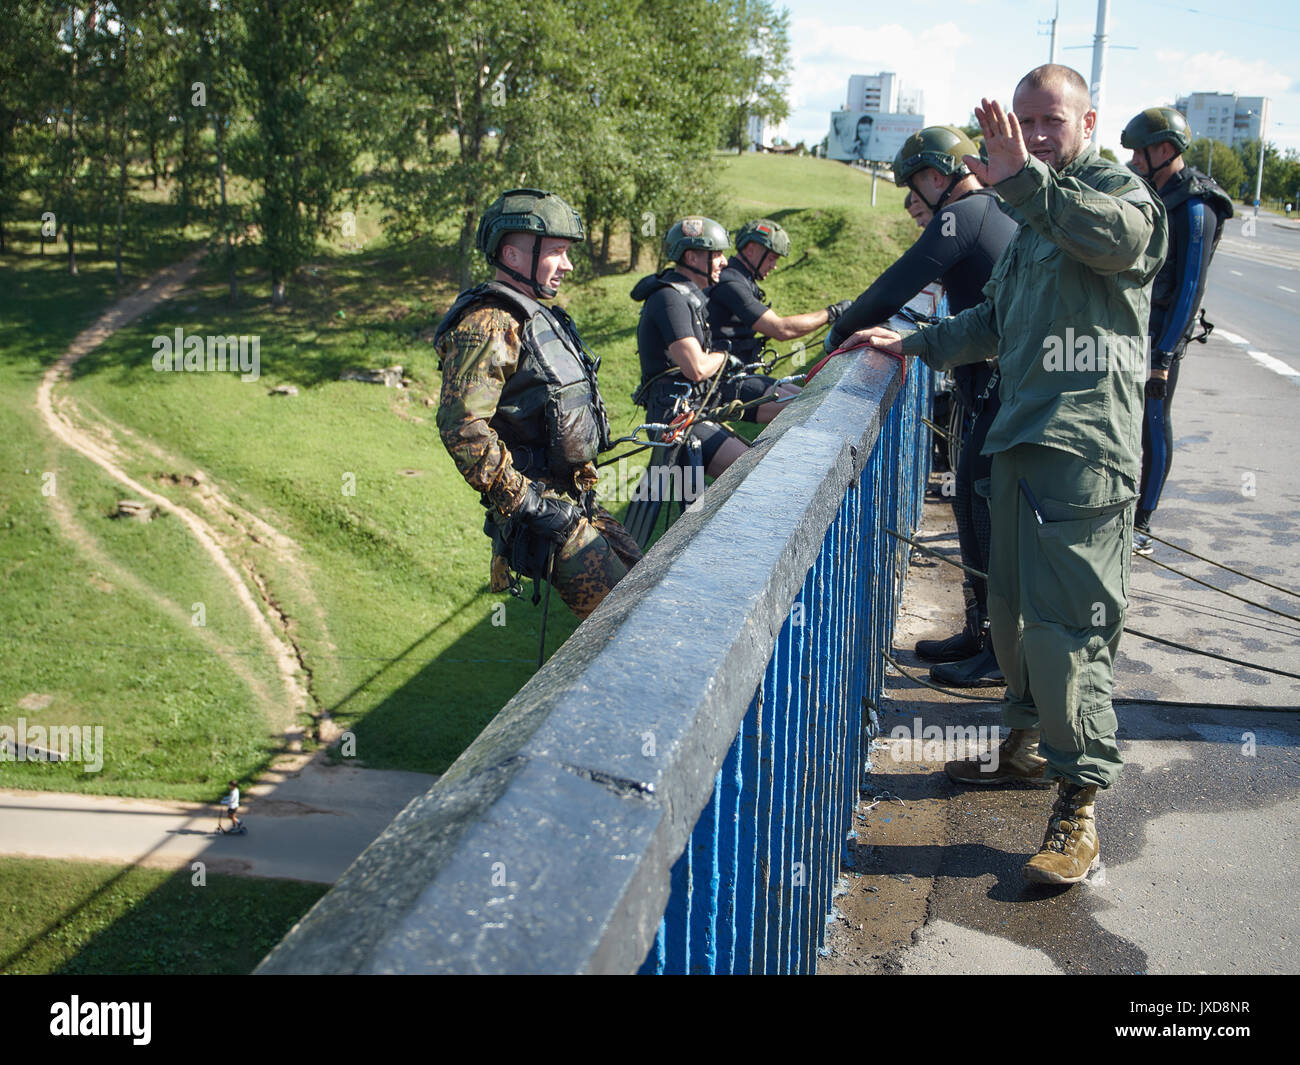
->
[[844, 66, 1168, 885], [435, 188, 642, 621]]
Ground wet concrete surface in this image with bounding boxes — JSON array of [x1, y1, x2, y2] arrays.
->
[[822, 415, 1300, 975]]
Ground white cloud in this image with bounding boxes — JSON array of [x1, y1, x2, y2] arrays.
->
[[1154, 50, 1293, 98], [788, 18, 975, 147]]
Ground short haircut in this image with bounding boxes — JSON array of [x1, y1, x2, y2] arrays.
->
[[1015, 64, 1091, 113], [499, 232, 534, 255]]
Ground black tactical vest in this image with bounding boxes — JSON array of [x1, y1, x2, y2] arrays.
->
[[1151, 168, 1235, 323], [631, 271, 712, 387], [435, 281, 611, 482], [1162, 167, 1234, 225]]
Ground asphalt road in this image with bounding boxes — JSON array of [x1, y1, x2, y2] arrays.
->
[[1121, 208, 1300, 709], [827, 212, 1300, 977], [1207, 210, 1300, 356]]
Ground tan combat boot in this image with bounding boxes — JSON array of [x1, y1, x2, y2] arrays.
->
[[1022, 780, 1100, 885], [944, 727, 1050, 785]]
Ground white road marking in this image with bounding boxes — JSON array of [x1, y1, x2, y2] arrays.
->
[[1247, 349, 1300, 386], [1216, 329, 1250, 346], [1279, 285, 1297, 293], [1230, 270, 1243, 276]]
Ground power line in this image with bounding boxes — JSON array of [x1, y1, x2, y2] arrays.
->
[[1144, 1, 1300, 34]]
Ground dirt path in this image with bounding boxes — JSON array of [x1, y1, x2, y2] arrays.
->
[[33, 251, 322, 735]]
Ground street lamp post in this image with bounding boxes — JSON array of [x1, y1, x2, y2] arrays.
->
[[1249, 109, 1267, 218]]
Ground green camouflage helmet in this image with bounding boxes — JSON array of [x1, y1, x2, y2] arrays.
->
[[892, 126, 980, 187], [735, 218, 791, 258], [475, 187, 585, 261], [1121, 107, 1191, 154], [664, 216, 729, 262]]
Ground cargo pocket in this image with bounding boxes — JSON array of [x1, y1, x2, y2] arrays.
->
[[1075, 704, 1119, 754], [1025, 499, 1128, 630]]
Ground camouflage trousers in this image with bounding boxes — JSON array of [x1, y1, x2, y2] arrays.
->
[[491, 505, 643, 621]]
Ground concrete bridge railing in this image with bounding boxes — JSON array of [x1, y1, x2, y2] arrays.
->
[[259, 328, 932, 975]]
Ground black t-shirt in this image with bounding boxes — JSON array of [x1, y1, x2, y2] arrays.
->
[[707, 259, 770, 357], [633, 269, 710, 384]]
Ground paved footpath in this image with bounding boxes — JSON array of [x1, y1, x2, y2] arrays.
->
[[0, 755, 436, 883]]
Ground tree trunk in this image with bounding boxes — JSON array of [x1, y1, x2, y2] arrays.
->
[[457, 206, 476, 288], [114, 26, 128, 286], [97, 109, 110, 256], [213, 109, 237, 303], [115, 110, 127, 285]]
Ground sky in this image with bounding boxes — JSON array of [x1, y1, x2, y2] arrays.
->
[[783, 0, 1300, 158]]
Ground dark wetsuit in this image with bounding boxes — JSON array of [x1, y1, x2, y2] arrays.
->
[[828, 191, 1018, 608], [633, 269, 735, 465], [1137, 166, 1233, 529]]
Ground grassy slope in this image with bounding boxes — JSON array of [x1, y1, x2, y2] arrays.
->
[[0, 856, 328, 975], [0, 152, 914, 793]]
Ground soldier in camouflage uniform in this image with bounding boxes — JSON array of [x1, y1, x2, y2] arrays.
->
[[435, 188, 642, 621]]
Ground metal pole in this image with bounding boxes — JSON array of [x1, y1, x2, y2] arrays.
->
[[1253, 112, 1267, 218], [1089, 0, 1110, 141]]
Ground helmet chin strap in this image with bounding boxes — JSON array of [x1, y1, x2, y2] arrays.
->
[[1142, 146, 1176, 185], [496, 235, 555, 298], [678, 251, 714, 288], [911, 172, 964, 214]]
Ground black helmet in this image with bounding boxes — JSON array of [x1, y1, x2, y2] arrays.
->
[[476, 188, 584, 297], [893, 126, 979, 188], [1121, 107, 1191, 155], [734, 218, 791, 258], [664, 216, 729, 262]]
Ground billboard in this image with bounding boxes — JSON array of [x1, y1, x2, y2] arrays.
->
[[827, 110, 925, 164]]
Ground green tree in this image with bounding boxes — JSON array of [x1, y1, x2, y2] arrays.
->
[[1185, 137, 1244, 196], [722, 0, 791, 152], [0, 1, 65, 254], [1234, 139, 1291, 204], [364, 0, 554, 287], [234, 0, 364, 304]]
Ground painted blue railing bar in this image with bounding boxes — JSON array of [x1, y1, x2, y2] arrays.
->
[[259, 333, 931, 976]]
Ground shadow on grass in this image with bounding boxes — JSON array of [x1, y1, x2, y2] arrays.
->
[[327, 580, 582, 776], [57, 236, 470, 392], [0, 854, 326, 976]]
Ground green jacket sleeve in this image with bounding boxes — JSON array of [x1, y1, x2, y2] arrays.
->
[[900, 299, 1000, 371], [995, 154, 1156, 276]]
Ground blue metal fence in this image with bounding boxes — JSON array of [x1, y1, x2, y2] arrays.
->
[[258, 338, 932, 977], [638, 358, 928, 974]]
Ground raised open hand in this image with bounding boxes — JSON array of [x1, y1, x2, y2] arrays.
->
[[963, 98, 1029, 187]]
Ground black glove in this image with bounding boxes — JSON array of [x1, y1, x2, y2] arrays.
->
[[1145, 376, 1168, 400], [826, 299, 853, 323], [510, 482, 581, 545]]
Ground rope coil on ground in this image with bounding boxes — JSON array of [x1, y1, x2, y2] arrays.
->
[[885, 527, 1300, 686]]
